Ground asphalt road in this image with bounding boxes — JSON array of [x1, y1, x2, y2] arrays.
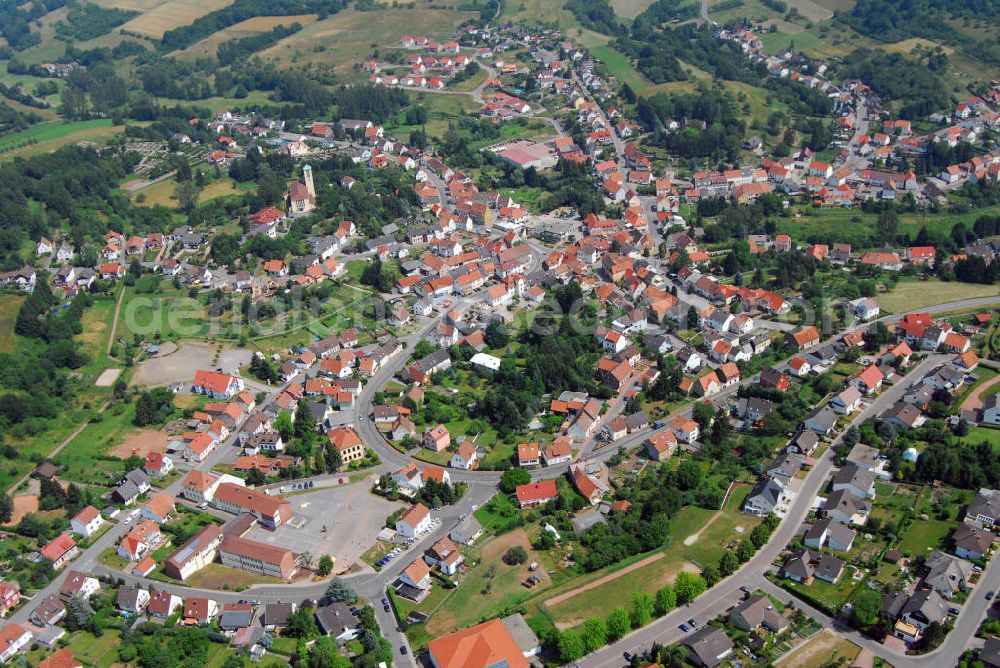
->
[[6, 274, 1000, 668], [578, 354, 967, 668]]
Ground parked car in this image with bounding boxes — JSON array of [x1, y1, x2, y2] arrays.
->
[[679, 624, 689, 633]]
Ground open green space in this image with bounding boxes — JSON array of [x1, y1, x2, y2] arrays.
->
[[544, 505, 761, 625], [0, 119, 123, 160], [879, 278, 999, 313], [53, 402, 138, 484], [500, 0, 611, 47], [960, 426, 1000, 453], [0, 294, 24, 352], [590, 45, 651, 93], [63, 629, 123, 668], [779, 569, 861, 615], [898, 518, 955, 555]]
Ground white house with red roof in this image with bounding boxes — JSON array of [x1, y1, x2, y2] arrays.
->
[[143, 451, 173, 477], [69, 506, 104, 539], [192, 370, 244, 400], [396, 503, 432, 539], [40, 533, 77, 570]]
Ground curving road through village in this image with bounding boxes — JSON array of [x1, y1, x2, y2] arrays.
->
[[6, 294, 1000, 667]]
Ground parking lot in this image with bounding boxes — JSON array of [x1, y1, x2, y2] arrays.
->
[[244, 479, 403, 572]]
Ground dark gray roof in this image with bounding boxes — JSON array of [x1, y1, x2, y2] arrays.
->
[[881, 401, 922, 427], [264, 602, 295, 627], [831, 463, 876, 494], [415, 348, 451, 374], [880, 590, 908, 620], [781, 549, 815, 580], [625, 411, 648, 431], [746, 477, 783, 513], [116, 586, 144, 611], [681, 625, 732, 666], [125, 469, 149, 487], [790, 430, 819, 452], [968, 489, 1000, 522], [114, 480, 140, 502], [814, 554, 845, 580], [901, 588, 947, 625], [803, 405, 838, 432], [980, 637, 1000, 668], [824, 488, 870, 519], [219, 604, 255, 630], [315, 602, 357, 636]]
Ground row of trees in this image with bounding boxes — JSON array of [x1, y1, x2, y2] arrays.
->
[[555, 572, 708, 662]]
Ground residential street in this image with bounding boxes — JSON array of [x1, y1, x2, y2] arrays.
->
[[578, 354, 965, 668], [6, 294, 1000, 666]]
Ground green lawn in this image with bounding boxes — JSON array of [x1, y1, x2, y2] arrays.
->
[[0, 294, 24, 352], [880, 278, 1000, 313], [54, 402, 138, 484], [544, 505, 760, 625], [589, 45, 651, 93], [63, 630, 123, 667], [956, 366, 1000, 407], [1, 293, 122, 492], [474, 493, 522, 534], [780, 569, 862, 616], [899, 518, 955, 555], [960, 425, 1000, 452]]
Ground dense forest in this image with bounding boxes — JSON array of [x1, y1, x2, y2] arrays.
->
[[0, 279, 91, 432], [55, 3, 140, 41], [472, 314, 605, 435], [839, 0, 999, 42], [565, 0, 624, 35], [636, 88, 747, 161], [837, 49, 950, 119], [0, 146, 144, 270], [217, 23, 303, 66], [0, 0, 67, 51]]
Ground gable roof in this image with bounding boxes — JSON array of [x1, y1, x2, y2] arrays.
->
[[427, 618, 529, 668]]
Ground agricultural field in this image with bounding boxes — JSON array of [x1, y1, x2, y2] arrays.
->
[[0, 294, 24, 353], [0, 119, 125, 161], [501, 0, 611, 47], [610, 0, 658, 20], [173, 14, 320, 60], [878, 278, 1000, 313], [110, 0, 237, 38], [133, 176, 252, 208], [257, 8, 477, 77], [589, 45, 652, 94]]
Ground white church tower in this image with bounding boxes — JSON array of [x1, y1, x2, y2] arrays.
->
[[303, 164, 315, 199]]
